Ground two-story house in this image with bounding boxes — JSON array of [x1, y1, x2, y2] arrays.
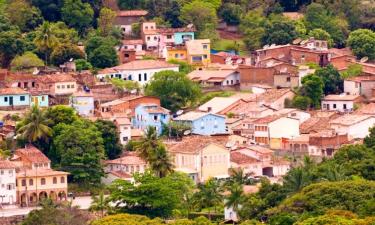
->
[[174, 111, 226, 135], [114, 10, 148, 36], [11, 145, 68, 206], [114, 118, 132, 145], [167, 135, 230, 183], [36, 74, 77, 96], [0, 160, 16, 205], [186, 39, 211, 67], [133, 104, 170, 135]]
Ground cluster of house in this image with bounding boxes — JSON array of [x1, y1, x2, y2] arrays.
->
[[0, 145, 68, 207]]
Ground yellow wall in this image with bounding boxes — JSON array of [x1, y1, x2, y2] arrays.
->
[[166, 49, 187, 62], [187, 42, 211, 66], [201, 144, 230, 181], [16, 174, 68, 192], [270, 138, 282, 150]]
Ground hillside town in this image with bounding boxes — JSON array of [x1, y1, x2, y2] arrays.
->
[[0, 0, 375, 224]]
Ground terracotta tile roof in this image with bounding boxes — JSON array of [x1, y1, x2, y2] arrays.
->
[[227, 101, 271, 116], [253, 115, 283, 124], [114, 117, 131, 125], [131, 128, 144, 137], [346, 75, 375, 82], [0, 160, 16, 169], [198, 97, 243, 114], [106, 153, 146, 165], [36, 74, 76, 83], [323, 94, 360, 101], [329, 48, 353, 57], [16, 169, 69, 178], [5, 73, 36, 81], [142, 104, 170, 114], [257, 88, 293, 103], [355, 103, 375, 115], [166, 135, 229, 154], [188, 69, 237, 82], [330, 114, 374, 126], [300, 117, 333, 134], [242, 145, 274, 154], [117, 10, 148, 17], [0, 87, 29, 95], [14, 145, 51, 164], [99, 60, 178, 74], [231, 151, 259, 165]]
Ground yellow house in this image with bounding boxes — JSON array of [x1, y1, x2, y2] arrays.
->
[[167, 135, 230, 183], [166, 46, 188, 62], [186, 39, 211, 67], [16, 169, 69, 206]]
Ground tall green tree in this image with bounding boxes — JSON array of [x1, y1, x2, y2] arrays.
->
[[89, 192, 110, 218], [33, 22, 58, 64], [53, 119, 105, 185], [225, 183, 244, 214], [88, 43, 118, 68], [50, 43, 84, 66], [262, 19, 297, 45], [148, 145, 174, 178], [31, 0, 64, 21], [347, 29, 375, 60], [0, 30, 25, 67], [61, 0, 94, 35], [17, 105, 52, 143], [192, 179, 223, 218], [180, 1, 218, 34], [145, 70, 202, 112], [315, 64, 343, 95], [95, 120, 123, 160], [5, 0, 44, 32], [98, 7, 116, 37], [300, 74, 324, 109]]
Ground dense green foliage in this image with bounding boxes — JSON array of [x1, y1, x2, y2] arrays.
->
[[145, 70, 202, 113]]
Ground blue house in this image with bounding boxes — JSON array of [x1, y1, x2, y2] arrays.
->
[[0, 88, 30, 109], [174, 31, 195, 45], [133, 104, 170, 135], [174, 111, 226, 136], [70, 91, 94, 117], [31, 94, 49, 107]]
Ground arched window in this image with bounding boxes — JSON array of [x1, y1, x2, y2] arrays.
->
[[53, 177, 57, 184], [29, 179, 33, 186], [41, 178, 46, 185], [60, 177, 65, 183]]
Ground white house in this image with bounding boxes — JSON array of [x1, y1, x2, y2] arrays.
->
[[114, 118, 132, 145], [141, 22, 160, 50], [0, 160, 16, 205], [97, 60, 179, 86], [275, 108, 311, 124], [330, 115, 375, 140], [322, 94, 360, 113], [104, 152, 147, 174], [188, 69, 240, 87], [344, 76, 375, 99]]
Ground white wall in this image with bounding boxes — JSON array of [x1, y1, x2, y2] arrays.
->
[[0, 168, 16, 205], [322, 100, 354, 112], [119, 125, 131, 145], [331, 117, 375, 140], [222, 73, 240, 86], [269, 118, 300, 139], [344, 80, 360, 95]]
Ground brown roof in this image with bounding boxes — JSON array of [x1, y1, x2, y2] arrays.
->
[[117, 10, 148, 17], [0, 87, 29, 95], [253, 115, 283, 124], [16, 169, 69, 178], [257, 88, 293, 103], [14, 145, 51, 164], [188, 70, 237, 82], [4, 73, 36, 81], [36, 74, 76, 83], [158, 27, 196, 34], [346, 75, 375, 82], [355, 103, 375, 115], [122, 39, 144, 45], [166, 135, 229, 154], [142, 104, 170, 114], [0, 160, 16, 169], [106, 152, 146, 165], [323, 94, 360, 101], [330, 114, 374, 126], [231, 151, 259, 165]]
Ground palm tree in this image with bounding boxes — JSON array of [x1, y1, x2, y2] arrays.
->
[[89, 192, 109, 218], [148, 145, 174, 178], [323, 164, 348, 181], [225, 183, 244, 214], [283, 167, 312, 193], [192, 179, 223, 219], [226, 168, 254, 186], [135, 126, 160, 161], [17, 105, 52, 143], [34, 22, 57, 64]]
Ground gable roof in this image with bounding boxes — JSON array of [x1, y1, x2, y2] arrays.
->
[[0, 160, 16, 169], [174, 111, 224, 121], [0, 87, 29, 95], [188, 70, 237, 82], [323, 94, 360, 101], [230, 151, 259, 165], [166, 135, 229, 154], [36, 74, 76, 83], [105, 152, 146, 165], [198, 97, 243, 114], [330, 114, 374, 126], [14, 145, 51, 164]]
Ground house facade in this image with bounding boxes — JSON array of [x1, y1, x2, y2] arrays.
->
[[114, 10, 148, 35], [186, 39, 211, 67], [321, 94, 360, 112], [114, 118, 132, 145], [174, 111, 226, 135], [70, 91, 94, 117], [0, 88, 30, 110], [133, 104, 170, 135], [330, 115, 375, 140], [0, 160, 16, 205]]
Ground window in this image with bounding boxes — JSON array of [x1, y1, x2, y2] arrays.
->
[[153, 115, 158, 121], [343, 104, 347, 109], [29, 179, 33, 186], [53, 177, 57, 184], [175, 53, 179, 58], [67, 85, 70, 88], [62, 85, 65, 89], [203, 45, 208, 49], [123, 137, 128, 141], [154, 36, 158, 41], [20, 96, 25, 101], [286, 77, 291, 82], [42, 96, 45, 101], [4, 97, 7, 102], [145, 26, 149, 30], [167, 35, 172, 39], [192, 56, 202, 62], [203, 54, 208, 59], [147, 37, 150, 41], [144, 73, 147, 81], [138, 74, 142, 81], [180, 53, 184, 57], [333, 104, 337, 109], [6, 184, 12, 190], [60, 177, 65, 183], [41, 178, 46, 185], [21, 179, 26, 186]]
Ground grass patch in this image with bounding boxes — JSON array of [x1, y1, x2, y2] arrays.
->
[[198, 91, 235, 106], [213, 39, 248, 56]]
